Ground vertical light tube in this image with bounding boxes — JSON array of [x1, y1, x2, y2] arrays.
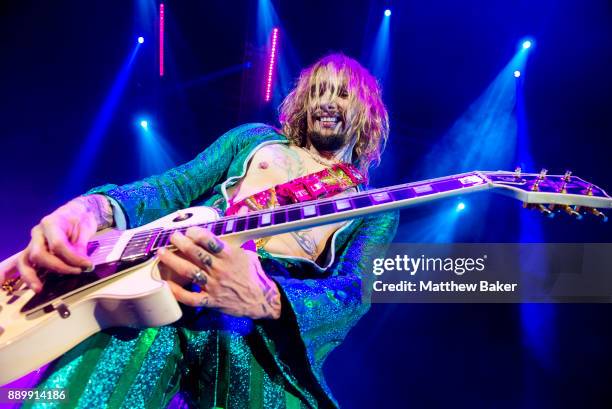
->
[[265, 27, 279, 102]]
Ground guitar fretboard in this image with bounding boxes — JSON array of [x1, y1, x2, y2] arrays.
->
[[119, 172, 489, 260]]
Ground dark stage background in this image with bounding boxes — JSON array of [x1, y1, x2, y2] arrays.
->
[[1, 1, 611, 407]]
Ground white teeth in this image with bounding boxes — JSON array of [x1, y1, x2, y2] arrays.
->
[[320, 117, 337, 123]]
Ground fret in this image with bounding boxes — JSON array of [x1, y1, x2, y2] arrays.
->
[[318, 202, 335, 216], [212, 221, 224, 236], [334, 198, 352, 211], [235, 217, 247, 232], [434, 179, 462, 192], [389, 187, 415, 201], [371, 191, 392, 203], [287, 208, 302, 222], [247, 215, 259, 230], [260, 212, 272, 226], [303, 204, 317, 217], [351, 195, 371, 208], [413, 184, 434, 195], [272, 209, 287, 225], [122, 228, 162, 258], [224, 219, 235, 233]]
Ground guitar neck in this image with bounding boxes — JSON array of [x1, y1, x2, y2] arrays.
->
[[119, 171, 490, 257]]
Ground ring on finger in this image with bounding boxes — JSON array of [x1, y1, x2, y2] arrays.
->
[[191, 269, 208, 286], [200, 295, 209, 306]]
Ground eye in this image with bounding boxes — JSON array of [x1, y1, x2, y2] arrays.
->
[[339, 88, 349, 99]]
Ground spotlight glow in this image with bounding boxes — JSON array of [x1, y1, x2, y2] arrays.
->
[[138, 36, 144, 44], [522, 40, 532, 49], [456, 202, 466, 212], [264, 27, 279, 102], [384, 9, 391, 17], [514, 70, 521, 78], [140, 120, 148, 129]]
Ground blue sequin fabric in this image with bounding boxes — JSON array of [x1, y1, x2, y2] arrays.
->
[[25, 124, 398, 409]]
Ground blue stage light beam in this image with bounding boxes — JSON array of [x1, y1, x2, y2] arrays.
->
[[366, 10, 391, 86], [512, 40, 557, 373], [63, 42, 143, 197], [400, 41, 534, 245], [135, 117, 179, 176]]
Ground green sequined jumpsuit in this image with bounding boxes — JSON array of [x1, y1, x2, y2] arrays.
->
[[24, 123, 398, 409]]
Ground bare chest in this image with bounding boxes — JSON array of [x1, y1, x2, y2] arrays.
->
[[225, 143, 352, 262]]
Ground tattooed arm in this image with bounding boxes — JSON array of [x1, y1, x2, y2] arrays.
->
[[10, 194, 115, 292]]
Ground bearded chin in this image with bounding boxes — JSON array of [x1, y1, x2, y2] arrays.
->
[[307, 130, 348, 152]]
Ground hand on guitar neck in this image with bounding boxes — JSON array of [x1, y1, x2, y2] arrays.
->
[[0, 194, 112, 291]]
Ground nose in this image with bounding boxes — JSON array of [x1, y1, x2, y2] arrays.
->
[[321, 101, 337, 113]]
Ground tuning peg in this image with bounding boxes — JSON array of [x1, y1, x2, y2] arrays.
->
[[514, 167, 522, 178], [563, 170, 572, 182], [561, 205, 583, 220], [585, 184, 594, 196], [538, 168, 548, 180], [523, 203, 555, 217], [586, 207, 608, 222]]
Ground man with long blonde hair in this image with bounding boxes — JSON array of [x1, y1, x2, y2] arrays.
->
[[7, 53, 398, 408]]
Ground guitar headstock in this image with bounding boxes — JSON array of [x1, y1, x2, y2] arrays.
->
[[482, 168, 611, 221]]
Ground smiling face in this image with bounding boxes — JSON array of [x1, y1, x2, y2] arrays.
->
[[305, 75, 356, 152], [279, 53, 389, 178]]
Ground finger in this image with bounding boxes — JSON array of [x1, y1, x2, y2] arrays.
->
[[0, 252, 20, 282], [170, 231, 215, 269], [185, 227, 227, 257], [157, 248, 212, 284], [41, 220, 91, 268], [30, 227, 82, 274], [72, 217, 97, 263], [17, 250, 43, 292], [166, 280, 216, 308]]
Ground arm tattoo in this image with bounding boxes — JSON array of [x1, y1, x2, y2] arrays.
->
[[290, 229, 318, 259], [255, 263, 281, 318], [77, 195, 114, 230]]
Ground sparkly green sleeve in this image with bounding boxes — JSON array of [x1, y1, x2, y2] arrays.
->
[[85, 123, 272, 228], [257, 210, 399, 404]]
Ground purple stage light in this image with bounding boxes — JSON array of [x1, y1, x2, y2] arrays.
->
[[159, 3, 165, 77], [265, 28, 279, 102]]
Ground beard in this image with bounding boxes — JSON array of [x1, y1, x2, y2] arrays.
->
[[307, 129, 348, 152]]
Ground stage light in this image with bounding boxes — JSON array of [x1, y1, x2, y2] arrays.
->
[[264, 27, 279, 102], [140, 120, 148, 130], [514, 70, 521, 78], [159, 3, 165, 76], [522, 40, 532, 50], [384, 9, 391, 17], [456, 202, 466, 212], [138, 36, 145, 44]]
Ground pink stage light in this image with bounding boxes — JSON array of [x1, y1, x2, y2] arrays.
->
[[159, 3, 165, 77], [265, 28, 279, 102]]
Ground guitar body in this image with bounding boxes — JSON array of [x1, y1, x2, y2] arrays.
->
[[0, 206, 219, 385]]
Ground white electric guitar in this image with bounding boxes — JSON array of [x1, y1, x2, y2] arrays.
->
[[0, 169, 610, 384]]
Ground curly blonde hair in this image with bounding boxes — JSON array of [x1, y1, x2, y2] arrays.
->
[[279, 53, 389, 178]]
